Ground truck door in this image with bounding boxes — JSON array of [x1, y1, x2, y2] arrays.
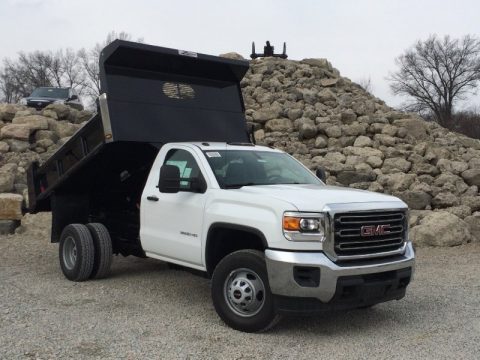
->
[[141, 148, 206, 267]]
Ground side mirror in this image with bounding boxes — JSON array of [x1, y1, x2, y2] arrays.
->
[[69, 94, 78, 101], [159, 164, 180, 193], [316, 167, 326, 183], [190, 176, 207, 193]]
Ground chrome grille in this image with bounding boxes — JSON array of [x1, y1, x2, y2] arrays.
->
[[333, 210, 407, 259]]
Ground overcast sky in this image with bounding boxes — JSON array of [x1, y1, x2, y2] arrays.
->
[[1, 0, 479, 108]]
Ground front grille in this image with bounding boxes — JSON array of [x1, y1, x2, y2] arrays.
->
[[27, 100, 52, 110], [333, 210, 407, 259]]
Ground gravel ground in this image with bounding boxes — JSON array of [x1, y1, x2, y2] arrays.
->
[[0, 214, 479, 360]]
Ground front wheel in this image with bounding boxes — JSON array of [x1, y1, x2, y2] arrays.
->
[[211, 249, 280, 332]]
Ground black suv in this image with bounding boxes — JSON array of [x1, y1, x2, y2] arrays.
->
[[20, 87, 83, 111]]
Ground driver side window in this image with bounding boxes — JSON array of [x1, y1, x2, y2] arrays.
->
[[164, 149, 202, 191]]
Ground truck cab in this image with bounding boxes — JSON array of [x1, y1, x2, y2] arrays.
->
[[27, 40, 414, 332]]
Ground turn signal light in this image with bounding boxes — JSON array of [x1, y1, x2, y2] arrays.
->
[[283, 216, 301, 231]]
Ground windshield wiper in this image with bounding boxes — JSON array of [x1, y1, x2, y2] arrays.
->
[[224, 182, 257, 189]]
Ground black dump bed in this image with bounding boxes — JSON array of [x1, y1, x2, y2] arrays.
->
[[28, 40, 250, 213]]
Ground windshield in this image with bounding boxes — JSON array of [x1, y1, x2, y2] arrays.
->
[[30, 87, 68, 99], [203, 150, 322, 188]]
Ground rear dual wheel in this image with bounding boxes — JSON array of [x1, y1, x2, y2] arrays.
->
[[59, 223, 112, 281]]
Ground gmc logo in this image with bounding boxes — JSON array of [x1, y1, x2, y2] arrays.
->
[[361, 224, 391, 237]]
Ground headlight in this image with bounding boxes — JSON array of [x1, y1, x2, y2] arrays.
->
[[19, 98, 27, 105], [283, 212, 325, 242], [53, 99, 65, 104]]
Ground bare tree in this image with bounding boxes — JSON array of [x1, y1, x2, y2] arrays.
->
[[389, 35, 480, 127], [59, 48, 88, 94], [357, 77, 373, 93], [0, 30, 143, 105], [0, 66, 23, 103]]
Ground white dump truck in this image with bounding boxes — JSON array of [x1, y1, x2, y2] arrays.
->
[[27, 40, 415, 332]]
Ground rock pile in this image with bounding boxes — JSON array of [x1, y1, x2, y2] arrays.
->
[[0, 103, 91, 233], [236, 55, 480, 246], [1, 54, 479, 246]]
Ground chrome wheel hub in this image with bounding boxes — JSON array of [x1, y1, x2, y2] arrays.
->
[[63, 236, 77, 270], [224, 268, 265, 317]]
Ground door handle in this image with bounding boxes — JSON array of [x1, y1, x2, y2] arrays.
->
[[147, 195, 159, 201]]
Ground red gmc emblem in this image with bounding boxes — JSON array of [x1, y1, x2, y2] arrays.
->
[[361, 224, 391, 237]]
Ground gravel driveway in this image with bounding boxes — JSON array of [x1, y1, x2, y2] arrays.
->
[[1, 214, 479, 359]]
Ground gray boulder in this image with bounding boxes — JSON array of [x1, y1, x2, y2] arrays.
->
[[396, 190, 431, 210], [336, 170, 376, 185], [410, 211, 471, 247], [464, 213, 480, 242], [377, 173, 416, 192], [44, 104, 71, 119], [461, 169, 480, 187], [0, 124, 31, 141], [431, 192, 460, 208], [264, 119, 292, 132]]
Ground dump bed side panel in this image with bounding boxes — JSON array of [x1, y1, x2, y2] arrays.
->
[[27, 114, 105, 212]]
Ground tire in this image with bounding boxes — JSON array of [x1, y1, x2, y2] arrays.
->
[[211, 249, 280, 332], [59, 224, 95, 282], [86, 223, 113, 279]]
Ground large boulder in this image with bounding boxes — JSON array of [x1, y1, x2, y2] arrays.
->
[[301, 58, 333, 70], [5, 139, 30, 152], [340, 110, 357, 124], [353, 135, 372, 147], [377, 173, 416, 192], [382, 157, 411, 173], [392, 118, 428, 140], [395, 190, 432, 210], [0, 193, 23, 220], [0, 141, 9, 153], [264, 119, 292, 132], [252, 105, 282, 123], [464, 213, 480, 242], [12, 115, 49, 131], [0, 123, 31, 141], [431, 192, 460, 208], [410, 211, 471, 247], [320, 78, 339, 87], [336, 170, 376, 185], [0, 220, 20, 235], [0, 104, 24, 121], [461, 169, 480, 187], [343, 146, 384, 159], [0, 164, 15, 193], [298, 121, 317, 139], [324, 125, 342, 138], [317, 89, 337, 103], [44, 103, 71, 120], [461, 196, 480, 212], [48, 120, 79, 138]]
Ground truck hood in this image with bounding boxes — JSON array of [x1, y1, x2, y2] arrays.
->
[[233, 184, 406, 211]]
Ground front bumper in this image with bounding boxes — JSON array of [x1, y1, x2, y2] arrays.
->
[[265, 242, 415, 304]]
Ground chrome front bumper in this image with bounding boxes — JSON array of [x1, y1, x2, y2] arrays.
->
[[265, 242, 415, 303]]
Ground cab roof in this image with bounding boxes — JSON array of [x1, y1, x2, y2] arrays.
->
[[183, 142, 282, 152]]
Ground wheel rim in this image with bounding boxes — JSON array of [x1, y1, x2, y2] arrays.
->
[[224, 268, 266, 317], [63, 236, 77, 270]]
